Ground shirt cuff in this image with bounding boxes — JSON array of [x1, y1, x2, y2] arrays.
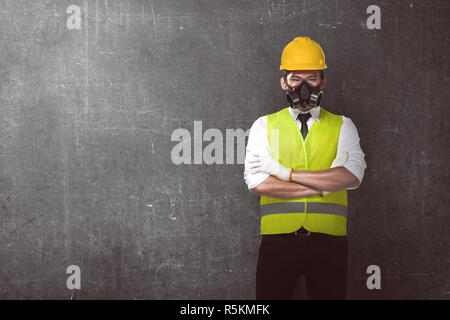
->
[[246, 173, 270, 191], [343, 163, 364, 190]]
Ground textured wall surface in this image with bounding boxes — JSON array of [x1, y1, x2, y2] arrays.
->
[[0, 0, 448, 299]]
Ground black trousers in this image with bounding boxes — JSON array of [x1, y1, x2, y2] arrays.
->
[[255, 228, 348, 300]]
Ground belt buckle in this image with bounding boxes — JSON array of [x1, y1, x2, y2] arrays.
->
[[294, 229, 311, 237]]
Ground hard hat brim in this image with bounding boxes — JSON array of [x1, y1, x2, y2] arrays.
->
[[280, 64, 327, 70]]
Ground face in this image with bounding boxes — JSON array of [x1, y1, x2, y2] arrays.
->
[[280, 70, 326, 112]]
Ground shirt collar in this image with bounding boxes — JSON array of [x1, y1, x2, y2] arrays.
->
[[288, 106, 321, 123]]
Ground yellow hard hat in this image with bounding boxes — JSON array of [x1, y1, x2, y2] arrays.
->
[[280, 37, 327, 70]]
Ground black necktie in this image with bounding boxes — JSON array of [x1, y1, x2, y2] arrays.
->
[[297, 113, 311, 139]]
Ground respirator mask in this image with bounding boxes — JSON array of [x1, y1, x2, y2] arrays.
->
[[284, 73, 324, 109]]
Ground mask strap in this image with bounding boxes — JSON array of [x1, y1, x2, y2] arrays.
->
[[284, 71, 324, 93], [284, 72, 296, 91], [285, 72, 321, 90]]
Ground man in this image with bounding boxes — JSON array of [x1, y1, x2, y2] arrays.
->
[[244, 37, 367, 299]]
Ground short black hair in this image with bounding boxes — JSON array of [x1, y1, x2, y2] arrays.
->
[[283, 69, 324, 80]]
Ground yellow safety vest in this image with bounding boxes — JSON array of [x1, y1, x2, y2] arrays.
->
[[260, 106, 348, 236]]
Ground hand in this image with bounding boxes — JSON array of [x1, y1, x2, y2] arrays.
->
[[321, 152, 349, 196], [248, 151, 292, 181]]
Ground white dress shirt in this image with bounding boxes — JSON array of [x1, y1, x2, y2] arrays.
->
[[244, 106, 367, 191]]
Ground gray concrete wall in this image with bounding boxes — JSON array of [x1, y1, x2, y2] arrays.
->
[[0, 0, 448, 299]]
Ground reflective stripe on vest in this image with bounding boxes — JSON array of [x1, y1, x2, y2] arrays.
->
[[261, 202, 347, 218]]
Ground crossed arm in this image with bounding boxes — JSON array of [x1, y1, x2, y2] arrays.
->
[[250, 167, 360, 199]]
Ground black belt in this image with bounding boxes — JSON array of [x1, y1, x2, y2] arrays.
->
[[262, 226, 311, 239]]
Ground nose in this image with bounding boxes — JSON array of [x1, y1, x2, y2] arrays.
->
[[289, 80, 303, 89]]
